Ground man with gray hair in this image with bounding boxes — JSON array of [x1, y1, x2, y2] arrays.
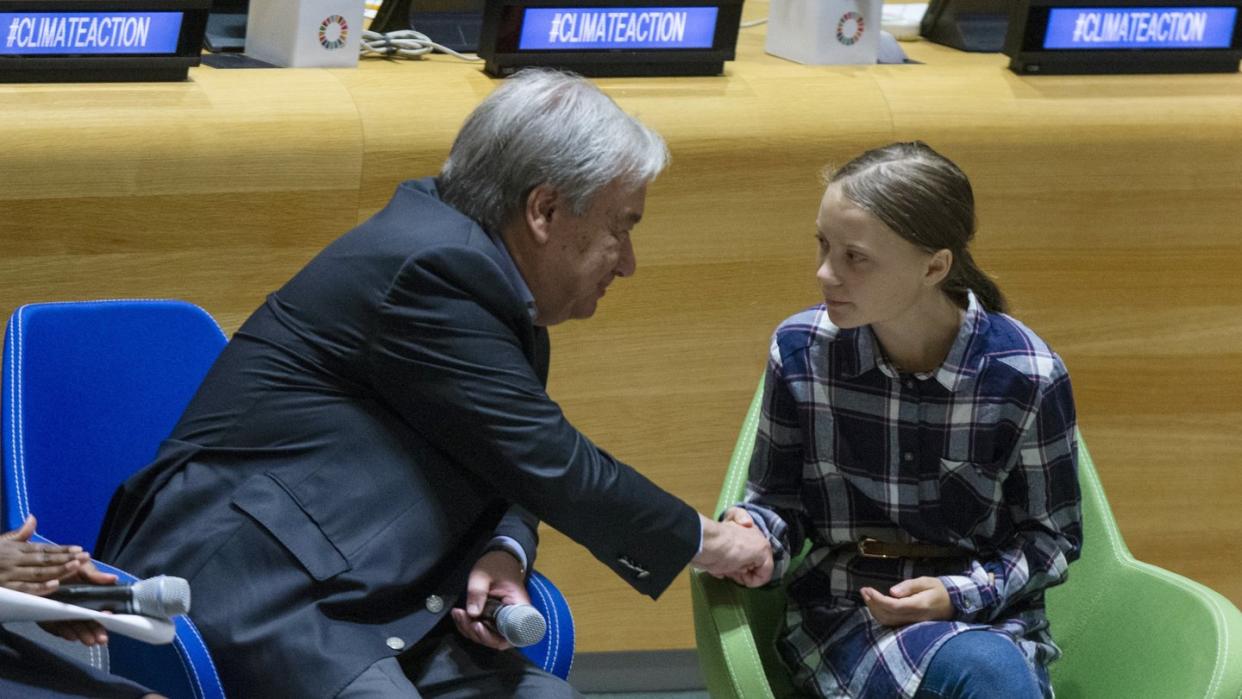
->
[[97, 68, 771, 697]]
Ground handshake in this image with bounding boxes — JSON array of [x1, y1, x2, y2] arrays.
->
[[690, 507, 774, 588]]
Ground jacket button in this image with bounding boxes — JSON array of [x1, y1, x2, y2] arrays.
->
[[425, 595, 444, 613], [386, 637, 405, 651]]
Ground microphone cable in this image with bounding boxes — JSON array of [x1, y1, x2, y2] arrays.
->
[[359, 29, 482, 61]]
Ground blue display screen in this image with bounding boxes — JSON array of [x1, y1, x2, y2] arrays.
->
[[518, 6, 719, 50], [1044, 6, 1237, 49], [1, 12, 183, 55]]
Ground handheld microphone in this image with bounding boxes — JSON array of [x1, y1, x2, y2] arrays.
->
[[481, 598, 546, 648], [0, 587, 175, 645], [47, 575, 190, 619]]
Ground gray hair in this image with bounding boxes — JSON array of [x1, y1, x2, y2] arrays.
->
[[438, 69, 669, 233]]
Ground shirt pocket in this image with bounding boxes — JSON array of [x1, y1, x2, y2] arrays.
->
[[936, 457, 1006, 539], [231, 472, 352, 582]]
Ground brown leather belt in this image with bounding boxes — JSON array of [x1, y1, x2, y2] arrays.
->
[[857, 537, 962, 559]]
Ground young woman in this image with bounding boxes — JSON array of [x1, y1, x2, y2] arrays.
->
[[727, 142, 1082, 698]]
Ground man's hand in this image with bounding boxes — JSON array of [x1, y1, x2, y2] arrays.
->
[[860, 577, 953, 627], [691, 512, 774, 588], [451, 549, 530, 651]]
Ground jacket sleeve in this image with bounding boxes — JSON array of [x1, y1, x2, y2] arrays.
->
[[363, 242, 699, 598]]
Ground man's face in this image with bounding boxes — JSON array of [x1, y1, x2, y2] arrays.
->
[[530, 180, 645, 326]]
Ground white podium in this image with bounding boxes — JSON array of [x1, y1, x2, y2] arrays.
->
[[245, 0, 365, 68], [765, 0, 882, 65]]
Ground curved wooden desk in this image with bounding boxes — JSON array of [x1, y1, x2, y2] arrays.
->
[[1, 14, 1239, 654]]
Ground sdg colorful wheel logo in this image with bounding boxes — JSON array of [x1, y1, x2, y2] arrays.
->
[[318, 15, 349, 50], [836, 11, 865, 46]]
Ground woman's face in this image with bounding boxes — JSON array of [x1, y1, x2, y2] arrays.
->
[[814, 183, 944, 329]]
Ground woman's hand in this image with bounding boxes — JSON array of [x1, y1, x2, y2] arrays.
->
[[40, 554, 120, 646], [451, 549, 530, 651], [860, 576, 954, 627], [0, 514, 90, 594], [1, 514, 115, 646]]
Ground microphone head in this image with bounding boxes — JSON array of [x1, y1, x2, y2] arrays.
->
[[494, 603, 546, 648], [132, 576, 191, 618]]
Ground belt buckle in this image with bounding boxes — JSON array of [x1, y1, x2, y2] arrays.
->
[[857, 537, 897, 559]]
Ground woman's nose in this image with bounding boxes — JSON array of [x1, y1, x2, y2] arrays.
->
[[817, 258, 839, 286]]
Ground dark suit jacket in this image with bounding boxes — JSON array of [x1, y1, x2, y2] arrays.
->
[[97, 179, 700, 698]]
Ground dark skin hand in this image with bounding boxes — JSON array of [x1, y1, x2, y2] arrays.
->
[[0, 514, 87, 593], [2, 516, 169, 697], [1, 514, 117, 646]]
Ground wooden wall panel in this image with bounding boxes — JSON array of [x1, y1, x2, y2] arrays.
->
[[0, 69, 364, 329], [0, 22, 1238, 656]]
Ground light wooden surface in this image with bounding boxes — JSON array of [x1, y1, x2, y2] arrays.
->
[[1, 10, 1239, 655]]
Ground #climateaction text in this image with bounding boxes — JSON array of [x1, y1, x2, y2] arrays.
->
[[518, 7, 718, 50], [7, 14, 156, 50], [547, 10, 691, 44], [1071, 10, 1211, 45]]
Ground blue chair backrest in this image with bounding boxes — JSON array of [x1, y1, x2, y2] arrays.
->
[[2, 300, 227, 545], [2, 299, 228, 699]]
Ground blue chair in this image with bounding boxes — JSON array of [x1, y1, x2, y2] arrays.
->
[[525, 569, 575, 680], [2, 299, 229, 699], [2, 299, 575, 691]]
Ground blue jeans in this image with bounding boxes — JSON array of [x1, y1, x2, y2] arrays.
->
[[914, 630, 1049, 699]]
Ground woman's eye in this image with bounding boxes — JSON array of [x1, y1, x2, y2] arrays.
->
[[847, 252, 865, 264]]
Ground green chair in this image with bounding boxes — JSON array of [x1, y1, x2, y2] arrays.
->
[[691, 376, 1242, 698]]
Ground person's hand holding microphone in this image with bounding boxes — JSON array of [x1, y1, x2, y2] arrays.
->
[[0, 514, 117, 646], [452, 549, 538, 651]]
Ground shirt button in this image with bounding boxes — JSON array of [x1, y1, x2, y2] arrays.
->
[[386, 637, 406, 651], [962, 600, 975, 611], [425, 595, 444, 613], [904, 380, 915, 389], [903, 452, 914, 462]]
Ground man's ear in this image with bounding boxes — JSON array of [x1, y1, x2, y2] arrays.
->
[[523, 184, 559, 246], [925, 248, 953, 287]]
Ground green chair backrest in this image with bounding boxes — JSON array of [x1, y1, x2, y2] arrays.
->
[[1044, 442, 1242, 697]]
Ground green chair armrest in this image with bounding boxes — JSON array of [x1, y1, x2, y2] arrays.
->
[[691, 571, 778, 699]]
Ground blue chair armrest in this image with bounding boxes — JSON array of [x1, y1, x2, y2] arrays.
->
[[521, 569, 575, 680], [57, 549, 226, 699]]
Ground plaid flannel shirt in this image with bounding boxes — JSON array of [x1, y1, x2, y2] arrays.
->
[[739, 292, 1082, 698]]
